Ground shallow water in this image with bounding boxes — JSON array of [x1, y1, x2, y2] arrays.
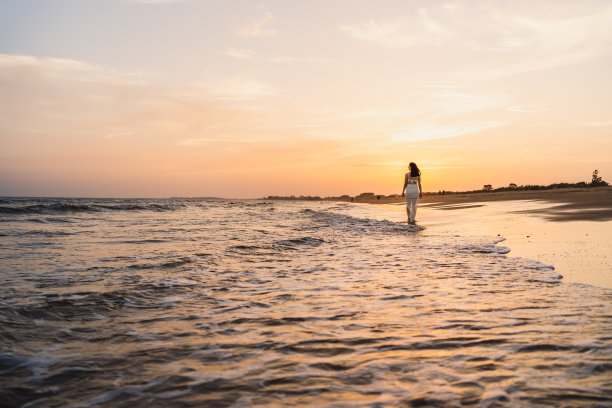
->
[[0, 198, 610, 407], [416, 199, 612, 289]]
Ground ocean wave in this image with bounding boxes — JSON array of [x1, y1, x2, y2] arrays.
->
[[459, 243, 511, 255], [275, 237, 326, 248], [300, 208, 425, 234], [0, 202, 179, 214], [225, 236, 327, 259], [16, 230, 76, 237], [0, 203, 97, 214]]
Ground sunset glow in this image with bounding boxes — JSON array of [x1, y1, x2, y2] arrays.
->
[[1, 0, 611, 197]]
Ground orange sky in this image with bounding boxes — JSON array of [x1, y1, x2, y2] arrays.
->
[[1, 0, 611, 197]]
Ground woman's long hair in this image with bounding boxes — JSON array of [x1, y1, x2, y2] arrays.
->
[[409, 162, 421, 177]]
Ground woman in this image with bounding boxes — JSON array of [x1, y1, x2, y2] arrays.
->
[[401, 162, 422, 224]]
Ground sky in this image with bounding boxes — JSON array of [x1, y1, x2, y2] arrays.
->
[[0, 0, 611, 198]]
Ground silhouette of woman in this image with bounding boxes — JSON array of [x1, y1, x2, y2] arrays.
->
[[401, 162, 422, 224]]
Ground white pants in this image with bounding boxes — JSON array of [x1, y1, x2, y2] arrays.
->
[[406, 198, 418, 222]]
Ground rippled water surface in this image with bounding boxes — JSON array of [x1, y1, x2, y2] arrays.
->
[[1, 198, 611, 407]]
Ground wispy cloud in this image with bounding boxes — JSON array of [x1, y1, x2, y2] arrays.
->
[[339, 20, 410, 48], [105, 131, 134, 139], [222, 50, 327, 64], [428, 91, 508, 114], [344, 90, 506, 123], [0, 54, 99, 72], [224, 48, 256, 59], [197, 77, 279, 100], [269, 56, 329, 63], [176, 136, 280, 146], [338, 6, 456, 49], [237, 12, 278, 38], [0, 54, 147, 85], [390, 121, 506, 143], [0, 53, 276, 142], [346, 108, 421, 120], [577, 121, 612, 127], [508, 105, 548, 113], [340, 2, 612, 78]]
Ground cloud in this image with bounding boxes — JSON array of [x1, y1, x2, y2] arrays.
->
[[458, 45, 612, 81], [197, 77, 279, 100], [346, 108, 421, 120], [0, 54, 149, 87], [224, 48, 256, 59], [176, 136, 278, 146], [0, 53, 278, 145], [1, 53, 349, 197], [269, 56, 329, 63], [429, 91, 508, 114], [222, 48, 328, 67], [222, 49, 327, 64], [0, 54, 101, 73], [338, 6, 456, 49], [577, 121, 612, 127], [237, 12, 278, 38], [339, 20, 409, 48], [340, 2, 612, 77], [105, 131, 134, 139], [508, 105, 548, 113], [338, 18, 452, 49], [343, 90, 506, 126], [390, 121, 506, 143]]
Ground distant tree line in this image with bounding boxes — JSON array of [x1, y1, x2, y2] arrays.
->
[[479, 169, 608, 193], [264, 170, 608, 201]]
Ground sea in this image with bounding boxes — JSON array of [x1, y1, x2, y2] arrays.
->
[[0, 197, 610, 407]]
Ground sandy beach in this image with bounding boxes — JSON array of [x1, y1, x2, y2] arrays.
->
[[376, 187, 612, 289]]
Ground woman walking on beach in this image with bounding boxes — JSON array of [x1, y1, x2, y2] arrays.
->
[[402, 162, 422, 224]]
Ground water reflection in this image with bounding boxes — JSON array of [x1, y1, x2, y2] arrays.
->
[[0, 199, 610, 407]]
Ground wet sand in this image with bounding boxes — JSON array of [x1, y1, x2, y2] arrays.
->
[[376, 187, 612, 289]]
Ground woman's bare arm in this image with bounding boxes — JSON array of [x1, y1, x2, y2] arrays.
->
[[418, 176, 422, 198]]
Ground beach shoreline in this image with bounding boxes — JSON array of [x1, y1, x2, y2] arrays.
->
[[369, 187, 612, 289], [356, 186, 612, 220]]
